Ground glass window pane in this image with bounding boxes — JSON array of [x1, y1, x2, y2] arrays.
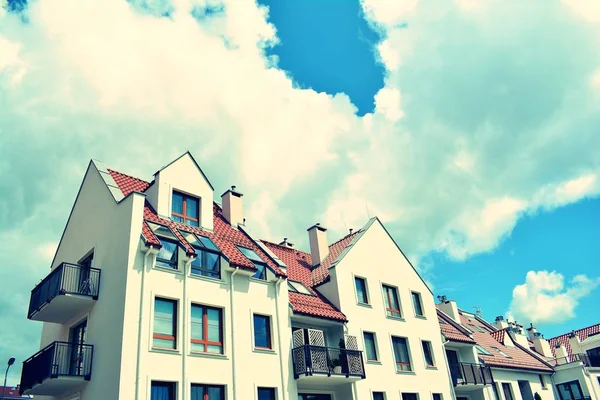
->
[[412, 292, 424, 316], [198, 235, 219, 251], [157, 239, 178, 268], [364, 332, 377, 361], [355, 277, 368, 303], [422, 341, 434, 366], [172, 192, 184, 215], [207, 344, 222, 354], [252, 263, 266, 280], [254, 315, 271, 348], [207, 386, 224, 400], [237, 246, 263, 262], [151, 381, 175, 400], [153, 337, 175, 348], [186, 219, 199, 227], [373, 393, 385, 400], [258, 388, 276, 400], [186, 197, 199, 219]]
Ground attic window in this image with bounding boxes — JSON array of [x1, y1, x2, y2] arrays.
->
[[237, 246, 268, 280], [476, 345, 492, 356], [469, 324, 485, 333], [180, 230, 222, 279], [491, 346, 511, 358], [288, 281, 313, 295], [172, 191, 200, 227]]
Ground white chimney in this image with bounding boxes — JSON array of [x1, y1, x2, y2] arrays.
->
[[526, 323, 538, 341], [438, 299, 461, 324], [568, 332, 582, 355], [494, 316, 509, 330], [507, 324, 530, 348], [555, 344, 568, 363], [307, 223, 328, 266], [221, 186, 243, 227], [533, 335, 553, 358]]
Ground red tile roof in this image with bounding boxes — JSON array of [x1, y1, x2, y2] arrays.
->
[[548, 323, 600, 358], [107, 169, 286, 277], [458, 311, 553, 372], [264, 240, 347, 322], [437, 310, 476, 344], [311, 231, 360, 286]]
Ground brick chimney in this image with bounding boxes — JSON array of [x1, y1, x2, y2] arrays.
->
[[494, 316, 509, 330], [437, 297, 461, 324], [307, 223, 328, 266], [221, 186, 243, 227]]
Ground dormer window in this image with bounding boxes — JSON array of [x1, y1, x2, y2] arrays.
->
[[180, 230, 222, 279], [147, 222, 180, 270], [172, 191, 199, 227], [237, 246, 268, 280]]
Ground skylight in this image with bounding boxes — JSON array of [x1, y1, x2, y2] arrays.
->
[[237, 246, 263, 262], [491, 346, 511, 358], [179, 230, 220, 252], [147, 222, 178, 240], [469, 324, 485, 333], [288, 280, 313, 295], [476, 345, 492, 356], [237, 245, 268, 280]]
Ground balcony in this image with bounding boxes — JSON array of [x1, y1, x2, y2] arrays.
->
[[292, 345, 366, 382], [555, 353, 600, 368], [20, 341, 93, 396], [28, 262, 101, 323], [449, 362, 494, 386]]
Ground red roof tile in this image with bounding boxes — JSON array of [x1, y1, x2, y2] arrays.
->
[[437, 310, 476, 344], [458, 311, 553, 372], [548, 323, 600, 358], [107, 170, 286, 277], [311, 231, 360, 286], [490, 329, 506, 344]]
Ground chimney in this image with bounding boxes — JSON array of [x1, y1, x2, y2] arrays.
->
[[221, 186, 243, 227], [437, 298, 461, 324], [555, 343, 568, 362], [494, 316, 509, 330], [507, 323, 530, 348], [526, 323, 538, 341], [568, 332, 582, 355], [533, 334, 553, 358], [279, 238, 294, 248], [307, 223, 328, 266]]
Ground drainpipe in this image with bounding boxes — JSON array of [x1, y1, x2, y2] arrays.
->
[[182, 256, 194, 400], [275, 277, 287, 400], [135, 247, 158, 400], [229, 267, 239, 400]]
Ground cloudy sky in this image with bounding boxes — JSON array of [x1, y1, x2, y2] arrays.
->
[[1, 0, 600, 385]]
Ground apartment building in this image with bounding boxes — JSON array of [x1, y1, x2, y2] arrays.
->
[[436, 300, 555, 400], [19, 152, 454, 400], [548, 324, 600, 400]]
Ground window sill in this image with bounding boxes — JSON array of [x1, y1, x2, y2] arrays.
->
[[425, 366, 438, 370], [250, 277, 270, 285], [189, 273, 225, 284], [386, 315, 405, 322], [153, 265, 182, 275], [150, 347, 181, 356], [366, 360, 382, 365], [415, 314, 427, 320], [356, 302, 372, 308], [396, 370, 416, 375], [189, 351, 228, 360], [253, 347, 276, 355]]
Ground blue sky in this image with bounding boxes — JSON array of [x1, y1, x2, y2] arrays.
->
[[1, 0, 600, 386]]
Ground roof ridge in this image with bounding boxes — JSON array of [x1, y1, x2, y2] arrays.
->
[[328, 230, 361, 248], [548, 323, 600, 340]]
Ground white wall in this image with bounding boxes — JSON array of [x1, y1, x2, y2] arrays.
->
[[491, 369, 553, 400]]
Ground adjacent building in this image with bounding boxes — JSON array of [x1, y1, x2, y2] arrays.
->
[[19, 153, 454, 400]]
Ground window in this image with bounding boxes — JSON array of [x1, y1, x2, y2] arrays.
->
[[191, 304, 223, 354], [288, 281, 313, 295], [402, 394, 418, 400], [469, 323, 485, 333], [493, 383, 502, 400], [237, 246, 268, 280], [382, 284, 401, 318], [191, 384, 225, 400], [253, 314, 272, 349], [355, 276, 369, 304], [411, 291, 424, 317], [172, 191, 199, 227], [502, 383, 514, 400], [153, 298, 177, 349], [364, 332, 378, 361], [257, 388, 276, 400], [556, 380, 584, 400], [392, 336, 412, 372], [476, 345, 492, 355], [491, 346, 511, 358], [182, 232, 222, 279], [151, 381, 176, 400], [373, 393, 386, 400], [422, 340, 435, 367], [156, 238, 179, 269], [432, 394, 442, 400]]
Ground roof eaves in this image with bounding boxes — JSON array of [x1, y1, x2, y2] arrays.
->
[[513, 341, 556, 370], [328, 217, 377, 270]]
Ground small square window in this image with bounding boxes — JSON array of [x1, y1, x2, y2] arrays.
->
[[253, 314, 272, 349], [402, 393, 419, 400], [191, 384, 225, 400], [355, 276, 369, 304], [151, 381, 176, 400], [411, 291, 424, 317], [373, 392, 386, 400], [364, 332, 378, 361], [258, 387, 276, 400], [432, 394, 442, 400], [422, 340, 435, 367]]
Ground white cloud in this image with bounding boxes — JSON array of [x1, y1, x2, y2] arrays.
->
[[374, 87, 403, 122], [0, 35, 27, 86], [508, 270, 600, 324]]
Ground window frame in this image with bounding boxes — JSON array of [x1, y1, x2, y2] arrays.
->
[[253, 313, 273, 350], [189, 235, 222, 280], [421, 340, 435, 367], [502, 383, 514, 400], [156, 237, 180, 270], [391, 336, 413, 372], [372, 392, 386, 400], [190, 383, 225, 400], [171, 190, 200, 227], [237, 245, 269, 281], [411, 291, 425, 317], [354, 276, 369, 305], [153, 297, 178, 350], [402, 393, 419, 400], [491, 346, 511, 358], [363, 331, 379, 362], [190, 304, 224, 354], [432, 394, 442, 400], [475, 345, 493, 356], [382, 284, 402, 318]]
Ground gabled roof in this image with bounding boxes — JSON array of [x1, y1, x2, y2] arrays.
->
[[154, 151, 215, 191], [548, 323, 600, 358], [107, 169, 286, 277], [457, 310, 553, 372], [437, 309, 476, 344]]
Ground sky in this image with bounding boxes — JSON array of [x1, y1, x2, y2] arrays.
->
[[1, 0, 600, 386]]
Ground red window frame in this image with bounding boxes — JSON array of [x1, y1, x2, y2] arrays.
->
[[383, 285, 401, 318], [191, 305, 223, 353], [153, 298, 177, 349], [172, 191, 199, 226]]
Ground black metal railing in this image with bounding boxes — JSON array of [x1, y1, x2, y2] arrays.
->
[[292, 345, 366, 379], [20, 341, 94, 394], [554, 353, 599, 368], [449, 362, 493, 386], [28, 262, 101, 318]]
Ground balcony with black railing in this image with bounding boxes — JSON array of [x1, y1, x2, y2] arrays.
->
[[20, 341, 93, 396], [28, 262, 101, 323], [554, 353, 600, 368], [292, 345, 366, 381], [449, 362, 494, 386]]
